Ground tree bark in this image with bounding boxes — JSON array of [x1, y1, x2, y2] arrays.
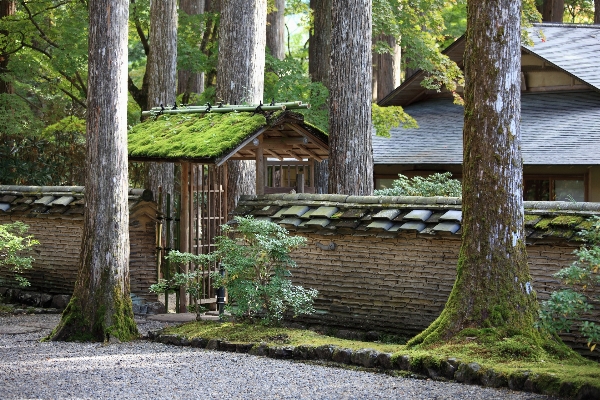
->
[[266, 0, 285, 60], [372, 33, 401, 101], [408, 0, 538, 347], [145, 0, 176, 254], [216, 0, 266, 216], [309, 0, 331, 88], [542, 0, 564, 22], [177, 0, 205, 100], [328, 0, 373, 195], [0, 1, 15, 94], [595, 0, 600, 24], [309, 0, 332, 194], [49, 0, 138, 342]]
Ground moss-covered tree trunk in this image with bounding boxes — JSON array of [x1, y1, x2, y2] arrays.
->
[[408, 0, 538, 346], [328, 0, 373, 195], [0, 1, 15, 95], [49, 0, 138, 342], [216, 0, 266, 216]]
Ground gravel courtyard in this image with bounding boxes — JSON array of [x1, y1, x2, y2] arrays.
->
[[0, 314, 555, 400]]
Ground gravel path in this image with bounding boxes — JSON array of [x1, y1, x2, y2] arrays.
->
[[0, 314, 555, 400]]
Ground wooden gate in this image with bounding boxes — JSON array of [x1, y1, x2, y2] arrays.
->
[[182, 163, 227, 310]]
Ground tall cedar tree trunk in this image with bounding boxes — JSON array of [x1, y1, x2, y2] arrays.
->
[[372, 33, 401, 101], [0, 1, 15, 94], [50, 0, 138, 342], [408, 0, 538, 346], [542, 0, 564, 22], [177, 0, 205, 100], [595, 0, 600, 24], [266, 0, 285, 60], [145, 0, 176, 245], [309, 0, 331, 194], [216, 0, 266, 216], [328, 0, 373, 195]]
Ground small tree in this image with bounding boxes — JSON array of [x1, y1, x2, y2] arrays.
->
[[537, 216, 600, 352], [374, 172, 462, 197], [0, 222, 39, 287], [152, 217, 318, 324]]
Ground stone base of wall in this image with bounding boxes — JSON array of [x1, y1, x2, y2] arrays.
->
[[0, 287, 165, 315]]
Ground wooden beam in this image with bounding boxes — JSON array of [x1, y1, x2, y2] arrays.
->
[[262, 137, 309, 146], [179, 162, 190, 313], [264, 148, 283, 161], [297, 144, 323, 162], [285, 124, 329, 153], [256, 136, 265, 195], [283, 150, 303, 161]]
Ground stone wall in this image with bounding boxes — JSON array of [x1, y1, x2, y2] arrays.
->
[[287, 233, 598, 359], [235, 193, 600, 359], [0, 186, 159, 302]]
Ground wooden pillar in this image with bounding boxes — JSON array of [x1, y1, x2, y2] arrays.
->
[[256, 136, 265, 195], [179, 162, 190, 312]]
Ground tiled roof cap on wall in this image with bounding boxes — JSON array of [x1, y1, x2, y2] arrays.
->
[[0, 186, 154, 217], [235, 194, 600, 242]]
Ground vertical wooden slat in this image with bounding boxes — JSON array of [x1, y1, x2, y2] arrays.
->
[[179, 162, 190, 312], [256, 136, 265, 195]]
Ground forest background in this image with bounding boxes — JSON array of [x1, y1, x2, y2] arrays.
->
[[0, 0, 597, 188]]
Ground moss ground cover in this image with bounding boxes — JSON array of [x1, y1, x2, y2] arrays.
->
[[128, 112, 267, 159], [162, 320, 600, 395]]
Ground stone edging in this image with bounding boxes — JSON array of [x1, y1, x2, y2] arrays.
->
[[148, 331, 599, 399]]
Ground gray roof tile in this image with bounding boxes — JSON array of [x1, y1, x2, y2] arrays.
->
[[404, 210, 433, 221], [433, 222, 461, 234], [372, 209, 401, 220], [366, 220, 394, 231], [524, 24, 600, 90], [281, 205, 311, 217], [373, 92, 600, 166], [310, 206, 339, 218], [399, 221, 427, 232], [440, 210, 462, 222]]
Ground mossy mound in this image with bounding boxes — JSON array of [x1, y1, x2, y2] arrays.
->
[[128, 112, 268, 159]]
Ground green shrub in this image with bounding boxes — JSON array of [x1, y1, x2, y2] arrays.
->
[[536, 216, 600, 351], [151, 217, 318, 324], [0, 222, 39, 287], [374, 172, 462, 197]]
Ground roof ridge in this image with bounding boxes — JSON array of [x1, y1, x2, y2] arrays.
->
[[239, 194, 600, 213], [532, 23, 600, 29]]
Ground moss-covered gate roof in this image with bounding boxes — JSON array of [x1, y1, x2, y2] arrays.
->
[[128, 110, 328, 165]]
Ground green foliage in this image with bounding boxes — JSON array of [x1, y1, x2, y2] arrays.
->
[[153, 217, 318, 324], [374, 172, 462, 197], [537, 216, 600, 352], [564, 0, 595, 23], [372, 103, 418, 138], [264, 54, 328, 133], [212, 217, 318, 324], [0, 222, 39, 287], [373, 0, 464, 102], [0, 113, 86, 185]]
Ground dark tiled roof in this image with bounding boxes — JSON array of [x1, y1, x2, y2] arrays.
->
[[235, 194, 600, 242], [373, 91, 600, 165], [0, 186, 154, 217], [379, 24, 600, 107], [525, 24, 600, 91]]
